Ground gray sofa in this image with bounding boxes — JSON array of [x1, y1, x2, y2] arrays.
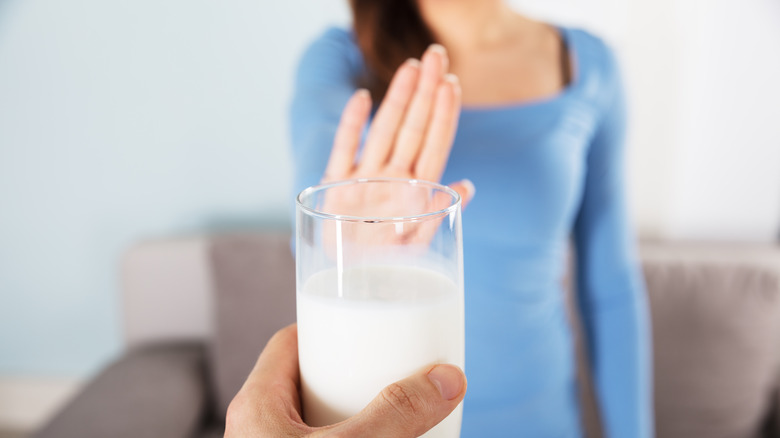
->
[[34, 231, 780, 438]]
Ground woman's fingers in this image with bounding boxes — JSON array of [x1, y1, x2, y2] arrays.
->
[[325, 89, 372, 182], [414, 179, 475, 243], [359, 59, 420, 173], [448, 179, 476, 209], [415, 74, 462, 182], [334, 44, 459, 183], [389, 45, 449, 172]]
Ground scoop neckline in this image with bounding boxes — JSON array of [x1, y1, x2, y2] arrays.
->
[[459, 26, 581, 114]]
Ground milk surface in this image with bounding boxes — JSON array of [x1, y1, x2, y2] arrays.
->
[[297, 265, 464, 437]]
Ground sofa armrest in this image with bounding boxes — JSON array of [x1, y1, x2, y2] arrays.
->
[[122, 237, 213, 348], [763, 386, 780, 438], [640, 242, 780, 438], [33, 342, 207, 438]]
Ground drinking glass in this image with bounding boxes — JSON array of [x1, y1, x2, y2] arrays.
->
[[295, 178, 464, 438]]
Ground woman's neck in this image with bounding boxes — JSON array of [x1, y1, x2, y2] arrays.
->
[[416, 0, 523, 52]]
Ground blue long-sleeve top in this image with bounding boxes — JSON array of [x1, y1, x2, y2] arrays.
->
[[289, 26, 652, 438]]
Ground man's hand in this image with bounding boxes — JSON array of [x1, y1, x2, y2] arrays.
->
[[225, 324, 467, 438]]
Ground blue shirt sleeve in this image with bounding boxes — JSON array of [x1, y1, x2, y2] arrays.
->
[[289, 28, 360, 202], [573, 47, 654, 438]]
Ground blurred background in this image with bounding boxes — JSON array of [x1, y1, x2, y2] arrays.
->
[[1, 0, 779, 435]]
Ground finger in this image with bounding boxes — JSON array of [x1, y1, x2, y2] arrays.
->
[[332, 364, 466, 438], [414, 179, 474, 242], [359, 59, 420, 173], [448, 179, 476, 209], [325, 89, 372, 182], [414, 74, 461, 182], [389, 44, 449, 172], [227, 324, 305, 432], [427, 179, 474, 218], [243, 324, 300, 397]]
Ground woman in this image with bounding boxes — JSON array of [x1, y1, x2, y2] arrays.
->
[[290, 1, 652, 436]]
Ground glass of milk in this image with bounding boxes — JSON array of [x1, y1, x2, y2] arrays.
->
[[295, 178, 464, 438]]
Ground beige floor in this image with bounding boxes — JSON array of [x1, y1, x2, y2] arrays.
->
[[0, 376, 82, 438]]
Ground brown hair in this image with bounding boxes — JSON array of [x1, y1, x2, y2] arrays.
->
[[349, 0, 436, 101]]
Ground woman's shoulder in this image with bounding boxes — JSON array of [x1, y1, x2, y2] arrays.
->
[[308, 27, 356, 49], [295, 26, 364, 84], [558, 26, 622, 102], [563, 27, 618, 66], [301, 26, 361, 63]]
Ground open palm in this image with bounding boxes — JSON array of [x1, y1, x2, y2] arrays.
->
[[320, 44, 474, 247]]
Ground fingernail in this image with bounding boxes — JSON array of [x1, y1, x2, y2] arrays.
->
[[444, 73, 459, 85], [428, 44, 447, 56], [427, 365, 465, 401], [406, 58, 421, 68], [461, 179, 475, 200], [355, 88, 370, 99]]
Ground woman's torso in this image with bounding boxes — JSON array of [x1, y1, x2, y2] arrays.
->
[[436, 25, 616, 436]]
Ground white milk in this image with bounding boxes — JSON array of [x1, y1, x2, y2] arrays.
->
[[297, 265, 464, 437]]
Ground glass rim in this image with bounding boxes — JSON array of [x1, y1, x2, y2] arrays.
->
[[296, 178, 461, 224]]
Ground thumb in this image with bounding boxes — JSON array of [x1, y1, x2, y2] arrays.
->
[[448, 179, 476, 209], [332, 364, 466, 438]]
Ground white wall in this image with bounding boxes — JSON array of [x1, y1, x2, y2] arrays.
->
[[0, 0, 350, 377], [513, 0, 780, 241], [668, 0, 780, 241], [1, 0, 779, 382]]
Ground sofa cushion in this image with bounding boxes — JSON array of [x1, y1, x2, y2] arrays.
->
[[198, 424, 225, 438], [207, 232, 296, 420], [644, 248, 780, 438]]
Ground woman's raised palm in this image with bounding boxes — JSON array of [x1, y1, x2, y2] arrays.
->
[[321, 44, 474, 246]]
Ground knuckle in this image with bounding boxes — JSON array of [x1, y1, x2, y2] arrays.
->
[[341, 113, 364, 128], [381, 383, 425, 418], [414, 161, 434, 178], [386, 159, 411, 175], [320, 430, 349, 438], [371, 124, 394, 140], [387, 93, 409, 109], [418, 83, 438, 98], [403, 120, 426, 135]]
